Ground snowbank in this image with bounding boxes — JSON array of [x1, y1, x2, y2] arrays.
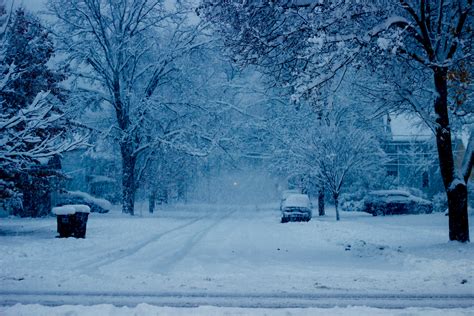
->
[[0, 304, 472, 316]]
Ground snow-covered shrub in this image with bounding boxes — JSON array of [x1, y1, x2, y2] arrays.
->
[[340, 191, 366, 212], [0, 194, 23, 217], [0, 179, 23, 216], [432, 192, 448, 213], [401, 187, 428, 200]]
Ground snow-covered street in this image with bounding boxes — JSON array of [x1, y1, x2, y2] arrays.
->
[[1, 204, 472, 310]]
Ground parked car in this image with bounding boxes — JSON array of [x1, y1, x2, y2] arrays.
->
[[362, 190, 433, 216], [281, 193, 312, 223], [55, 190, 112, 213], [279, 189, 301, 210]]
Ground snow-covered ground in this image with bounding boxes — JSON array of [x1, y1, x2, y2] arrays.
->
[[1, 303, 473, 315], [0, 203, 473, 313]]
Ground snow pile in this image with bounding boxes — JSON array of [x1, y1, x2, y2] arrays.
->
[[1, 304, 472, 316]]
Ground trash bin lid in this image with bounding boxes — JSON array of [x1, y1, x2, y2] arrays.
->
[[69, 204, 91, 214], [52, 205, 76, 215]]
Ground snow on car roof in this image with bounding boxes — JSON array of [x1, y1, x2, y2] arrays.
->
[[68, 191, 112, 211], [281, 189, 301, 199], [282, 194, 310, 208], [366, 190, 432, 205]]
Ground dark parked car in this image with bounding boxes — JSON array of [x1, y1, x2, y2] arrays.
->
[[281, 193, 312, 223], [363, 190, 433, 216], [56, 190, 112, 213]]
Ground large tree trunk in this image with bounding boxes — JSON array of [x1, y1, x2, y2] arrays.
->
[[433, 67, 469, 242], [318, 186, 325, 216], [334, 192, 340, 221], [121, 141, 136, 215]]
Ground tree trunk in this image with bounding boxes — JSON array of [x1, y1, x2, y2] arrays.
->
[[433, 67, 469, 242], [334, 192, 340, 221], [149, 190, 156, 214], [318, 186, 325, 216], [121, 141, 136, 215]]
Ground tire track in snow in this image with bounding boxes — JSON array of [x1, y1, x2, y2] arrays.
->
[[76, 215, 209, 271], [151, 208, 238, 274]]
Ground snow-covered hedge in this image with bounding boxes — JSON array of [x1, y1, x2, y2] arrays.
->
[[340, 191, 366, 212], [68, 191, 112, 211]]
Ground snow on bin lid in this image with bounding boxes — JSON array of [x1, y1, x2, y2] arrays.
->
[[69, 204, 91, 214], [52, 205, 76, 215], [282, 194, 310, 209]]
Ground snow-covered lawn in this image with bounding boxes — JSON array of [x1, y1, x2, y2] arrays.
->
[[0, 203, 472, 311]]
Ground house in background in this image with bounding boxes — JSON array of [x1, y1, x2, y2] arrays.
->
[[383, 114, 468, 197]]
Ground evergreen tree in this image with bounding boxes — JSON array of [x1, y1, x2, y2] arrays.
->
[[2, 8, 65, 112], [0, 6, 82, 217]]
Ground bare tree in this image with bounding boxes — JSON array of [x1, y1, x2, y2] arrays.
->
[[269, 101, 385, 221], [200, 0, 473, 242], [48, 0, 208, 215], [313, 123, 386, 221]]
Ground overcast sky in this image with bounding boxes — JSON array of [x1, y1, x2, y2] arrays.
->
[[18, 0, 45, 12]]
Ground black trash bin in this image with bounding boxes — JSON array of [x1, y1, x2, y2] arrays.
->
[[52, 206, 76, 238], [72, 212, 89, 238], [52, 205, 91, 238], [70, 205, 90, 238]]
